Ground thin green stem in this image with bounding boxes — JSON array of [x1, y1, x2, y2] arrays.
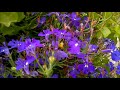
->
[[9, 54, 15, 67], [34, 55, 45, 73]]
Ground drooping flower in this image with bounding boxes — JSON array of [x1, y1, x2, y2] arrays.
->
[[54, 50, 68, 60]]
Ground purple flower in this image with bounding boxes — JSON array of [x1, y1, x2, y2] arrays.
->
[[89, 44, 98, 52], [40, 17, 46, 24], [104, 38, 116, 50], [116, 65, 120, 75], [7, 74, 14, 78], [17, 42, 26, 52], [47, 12, 60, 17], [54, 50, 68, 60], [101, 49, 112, 53], [108, 62, 114, 71], [76, 52, 86, 59], [53, 29, 67, 39], [111, 50, 120, 61], [69, 64, 79, 78], [51, 74, 58, 78], [78, 62, 95, 74], [69, 69, 79, 78], [52, 41, 59, 50], [0, 42, 10, 55], [16, 58, 25, 70], [30, 58, 44, 68], [68, 40, 80, 54], [58, 13, 70, 23], [16, 56, 35, 71], [97, 68, 108, 78], [25, 38, 43, 56], [8, 39, 20, 48], [23, 65, 30, 75], [0, 47, 10, 55], [64, 32, 72, 41], [70, 12, 81, 21], [0, 64, 4, 74], [38, 29, 52, 41], [25, 56, 36, 65], [30, 71, 39, 77]]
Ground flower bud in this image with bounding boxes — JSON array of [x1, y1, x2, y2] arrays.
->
[[49, 56, 56, 64], [43, 64, 47, 70], [11, 67, 16, 71], [59, 42, 64, 49]]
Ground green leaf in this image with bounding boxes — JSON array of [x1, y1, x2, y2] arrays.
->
[[101, 27, 111, 38], [0, 25, 24, 36], [96, 31, 103, 39], [17, 12, 25, 22], [0, 12, 18, 27], [114, 24, 120, 35], [103, 12, 112, 20], [0, 12, 25, 27]]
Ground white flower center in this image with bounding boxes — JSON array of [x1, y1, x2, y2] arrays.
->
[[26, 62, 28, 66], [61, 32, 64, 35], [74, 18, 76, 20], [85, 64, 88, 68], [75, 43, 78, 47]]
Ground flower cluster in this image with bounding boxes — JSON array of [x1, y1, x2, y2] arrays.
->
[[0, 12, 120, 78]]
